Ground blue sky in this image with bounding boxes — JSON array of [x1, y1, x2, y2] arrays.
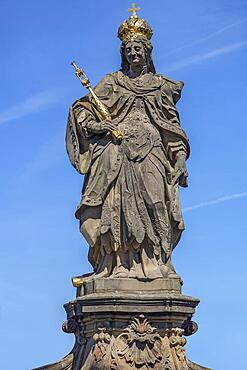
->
[[0, 0, 247, 369]]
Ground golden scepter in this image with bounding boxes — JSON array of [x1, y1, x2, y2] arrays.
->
[[71, 61, 122, 140]]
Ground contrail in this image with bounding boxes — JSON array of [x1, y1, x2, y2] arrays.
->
[[165, 18, 247, 56], [183, 191, 247, 212], [0, 88, 67, 125], [165, 40, 247, 72]]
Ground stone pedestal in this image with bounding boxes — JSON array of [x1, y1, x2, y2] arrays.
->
[[33, 277, 211, 370]]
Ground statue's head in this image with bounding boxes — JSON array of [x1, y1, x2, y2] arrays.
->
[[118, 10, 155, 74], [120, 37, 155, 74]]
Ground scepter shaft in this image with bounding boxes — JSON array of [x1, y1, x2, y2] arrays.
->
[[71, 61, 122, 140]]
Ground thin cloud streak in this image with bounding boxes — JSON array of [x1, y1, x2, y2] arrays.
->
[[0, 88, 67, 125], [165, 40, 247, 72], [165, 18, 247, 56], [183, 191, 247, 212]]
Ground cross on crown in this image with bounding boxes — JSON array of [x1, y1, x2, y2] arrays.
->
[[128, 3, 141, 18]]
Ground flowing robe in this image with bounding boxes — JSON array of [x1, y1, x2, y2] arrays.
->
[[66, 71, 189, 279]]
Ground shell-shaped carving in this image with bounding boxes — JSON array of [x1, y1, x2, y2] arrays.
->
[[115, 315, 163, 367]]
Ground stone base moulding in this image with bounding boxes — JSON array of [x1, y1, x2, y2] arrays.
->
[[32, 289, 211, 370], [75, 276, 182, 297]]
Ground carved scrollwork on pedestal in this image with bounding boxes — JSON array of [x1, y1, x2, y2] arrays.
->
[[62, 318, 85, 346], [166, 328, 188, 369], [182, 321, 198, 337], [62, 319, 78, 333], [89, 317, 196, 369], [93, 328, 112, 364], [91, 315, 176, 370]]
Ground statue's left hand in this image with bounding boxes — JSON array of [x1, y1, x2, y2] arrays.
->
[[173, 151, 188, 187]]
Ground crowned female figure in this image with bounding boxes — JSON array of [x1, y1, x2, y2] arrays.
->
[[66, 9, 189, 281]]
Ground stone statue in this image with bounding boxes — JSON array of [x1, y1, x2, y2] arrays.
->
[[33, 6, 212, 370], [66, 9, 189, 282]]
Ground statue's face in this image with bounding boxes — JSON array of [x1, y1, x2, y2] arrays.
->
[[124, 41, 146, 68]]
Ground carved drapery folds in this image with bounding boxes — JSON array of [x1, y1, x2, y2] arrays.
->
[[32, 4, 212, 370]]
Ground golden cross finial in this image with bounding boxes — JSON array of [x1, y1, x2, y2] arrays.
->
[[128, 3, 141, 17]]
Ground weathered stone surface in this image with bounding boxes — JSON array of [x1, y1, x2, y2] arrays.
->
[[32, 6, 212, 370], [33, 289, 211, 370], [65, 293, 199, 320], [75, 276, 182, 297], [66, 9, 189, 281], [33, 310, 209, 370]]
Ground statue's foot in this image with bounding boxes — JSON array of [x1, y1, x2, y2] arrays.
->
[[72, 268, 110, 287], [159, 264, 170, 278], [72, 272, 94, 287], [112, 265, 129, 278]]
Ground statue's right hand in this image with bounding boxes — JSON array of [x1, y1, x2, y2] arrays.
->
[[86, 119, 116, 134], [100, 119, 117, 132]]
